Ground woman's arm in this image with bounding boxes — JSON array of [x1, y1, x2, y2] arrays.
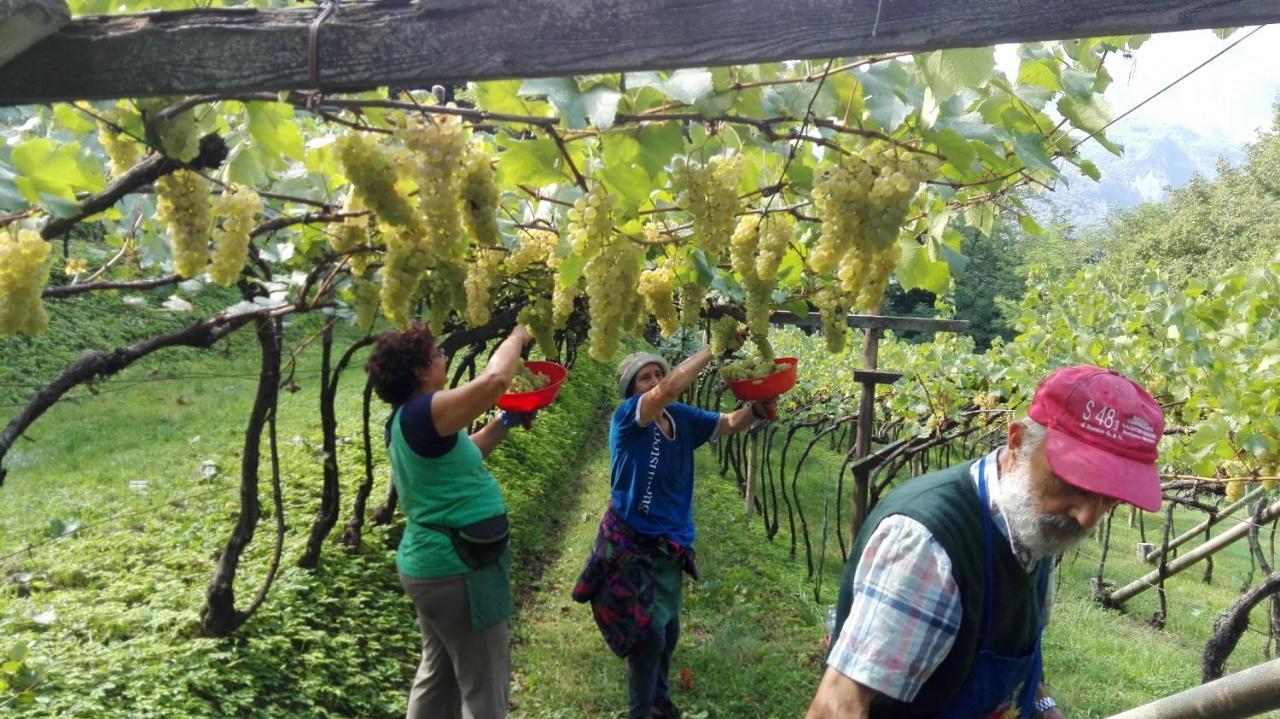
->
[[637, 347, 713, 426], [717, 397, 777, 436], [431, 325, 531, 437], [469, 417, 509, 458]]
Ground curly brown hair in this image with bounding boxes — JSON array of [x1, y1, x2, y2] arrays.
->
[[365, 322, 436, 406]]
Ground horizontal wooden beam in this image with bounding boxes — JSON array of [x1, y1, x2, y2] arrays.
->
[[853, 369, 904, 385], [769, 311, 970, 334], [2, 0, 1277, 106]]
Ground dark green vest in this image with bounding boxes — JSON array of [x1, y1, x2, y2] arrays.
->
[[831, 462, 1050, 718]]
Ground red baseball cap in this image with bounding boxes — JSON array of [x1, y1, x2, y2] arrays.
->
[[1027, 365, 1164, 512]]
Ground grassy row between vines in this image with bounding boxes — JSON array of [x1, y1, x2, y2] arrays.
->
[[0, 318, 616, 717]]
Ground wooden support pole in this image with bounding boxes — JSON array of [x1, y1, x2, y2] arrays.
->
[[6, 1, 1276, 106], [1108, 497, 1280, 606], [1143, 486, 1267, 564], [850, 321, 881, 541], [1106, 658, 1280, 719]]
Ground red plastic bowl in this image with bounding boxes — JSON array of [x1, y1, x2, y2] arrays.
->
[[497, 360, 568, 412], [725, 357, 798, 402]]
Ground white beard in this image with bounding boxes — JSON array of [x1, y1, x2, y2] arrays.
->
[[996, 454, 1089, 559]]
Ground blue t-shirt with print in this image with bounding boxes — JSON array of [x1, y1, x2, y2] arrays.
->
[[608, 394, 721, 546]]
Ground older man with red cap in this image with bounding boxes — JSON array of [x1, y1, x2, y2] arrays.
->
[[808, 365, 1164, 719]]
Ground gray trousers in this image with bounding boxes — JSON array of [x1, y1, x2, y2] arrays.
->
[[400, 572, 510, 719]]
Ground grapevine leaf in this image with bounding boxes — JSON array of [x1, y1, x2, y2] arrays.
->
[[495, 136, 564, 187], [1017, 58, 1062, 92], [1018, 214, 1047, 236], [557, 253, 586, 287], [471, 79, 550, 118], [600, 161, 650, 216], [1057, 96, 1122, 156], [1061, 68, 1097, 99], [53, 104, 95, 134], [897, 240, 950, 294], [856, 63, 911, 131], [929, 128, 977, 174], [10, 138, 99, 201], [662, 69, 714, 105], [581, 86, 623, 130], [1011, 132, 1059, 177], [1075, 159, 1101, 181], [246, 101, 305, 162], [919, 47, 995, 99], [520, 78, 590, 129], [636, 124, 685, 179]]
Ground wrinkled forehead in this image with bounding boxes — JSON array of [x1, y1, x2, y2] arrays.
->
[[635, 362, 665, 377]]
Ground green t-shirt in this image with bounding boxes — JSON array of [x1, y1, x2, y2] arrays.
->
[[389, 405, 507, 578]]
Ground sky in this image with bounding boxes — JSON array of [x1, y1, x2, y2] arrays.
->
[[1099, 25, 1280, 145]]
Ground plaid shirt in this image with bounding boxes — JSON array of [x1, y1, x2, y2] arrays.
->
[[827, 450, 1054, 702]]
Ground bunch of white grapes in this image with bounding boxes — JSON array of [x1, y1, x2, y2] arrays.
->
[[155, 169, 212, 279], [552, 276, 578, 330], [811, 144, 939, 314], [508, 363, 551, 393], [567, 185, 614, 261], [679, 282, 704, 328], [583, 234, 642, 362], [638, 262, 679, 338], [0, 229, 52, 338], [426, 261, 467, 335], [138, 98, 200, 163], [336, 132, 420, 230], [461, 150, 502, 247], [208, 187, 261, 287], [352, 277, 380, 334], [505, 228, 558, 276], [815, 285, 850, 354], [517, 297, 557, 359], [399, 115, 468, 263], [330, 194, 374, 278], [464, 248, 504, 326], [671, 154, 742, 261], [97, 108, 143, 178], [710, 315, 740, 356], [379, 225, 429, 328], [720, 349, 779, 382]]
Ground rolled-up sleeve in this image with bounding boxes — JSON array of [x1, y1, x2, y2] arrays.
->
[[827, 515, 961, 702]]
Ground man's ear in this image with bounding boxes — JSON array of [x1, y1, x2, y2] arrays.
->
[[1006, 420, 1024, 454]]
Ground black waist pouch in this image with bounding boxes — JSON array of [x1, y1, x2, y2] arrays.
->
[[426, 514, 510, 569]]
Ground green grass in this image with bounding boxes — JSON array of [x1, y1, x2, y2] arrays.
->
[[510, 449, 830, 719]]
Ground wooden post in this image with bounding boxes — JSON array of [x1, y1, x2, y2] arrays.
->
[[1108, 497, 1280, 606], [1106, 658, 1280, 719], [851, 319, 881, 540], [1142, 486, 1266, 564]]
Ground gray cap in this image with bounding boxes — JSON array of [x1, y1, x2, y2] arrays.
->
[[616, 352, 671, 399]]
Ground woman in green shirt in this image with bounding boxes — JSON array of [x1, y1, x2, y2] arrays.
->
[[366, 322, 533, 719]]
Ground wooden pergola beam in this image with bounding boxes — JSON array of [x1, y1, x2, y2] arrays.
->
[[2, 0, 1278, 106]]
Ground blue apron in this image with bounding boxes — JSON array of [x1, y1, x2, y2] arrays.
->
[[940, 457, 1050, 719]]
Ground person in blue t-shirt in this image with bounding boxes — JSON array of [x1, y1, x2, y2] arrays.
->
[[574, 344, 779, 719]]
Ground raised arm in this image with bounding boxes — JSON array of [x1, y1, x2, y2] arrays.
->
[[430, 325, 531, 437], [637, 346, 714, 426]]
